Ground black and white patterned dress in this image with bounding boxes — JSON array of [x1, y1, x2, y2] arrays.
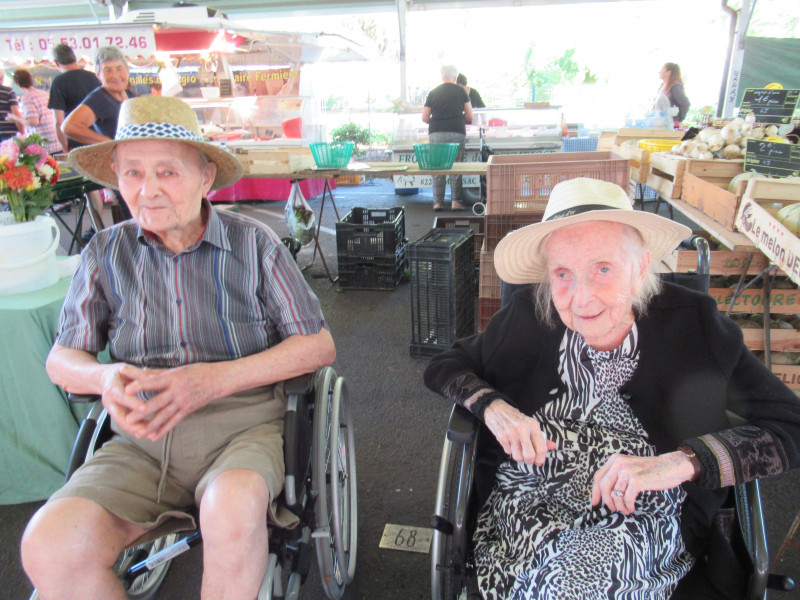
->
[[473, 325, 695, 599]]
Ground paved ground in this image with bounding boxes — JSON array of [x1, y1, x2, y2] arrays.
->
[[2, 178, 799, 599]]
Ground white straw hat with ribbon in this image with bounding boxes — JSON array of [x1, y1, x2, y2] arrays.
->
[[68, 95, 243, 191], [493, 178, 691, 284]]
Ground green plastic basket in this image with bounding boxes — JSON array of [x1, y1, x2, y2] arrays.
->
[[414, 143, 459, 170], [309, 142, 354, 169]]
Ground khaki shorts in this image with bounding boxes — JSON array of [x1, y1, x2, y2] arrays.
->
[[50, 383, 292, 532]]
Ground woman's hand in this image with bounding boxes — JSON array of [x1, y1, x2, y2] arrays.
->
[[483, 399, 556, 466], [591, 451, 697, 515]]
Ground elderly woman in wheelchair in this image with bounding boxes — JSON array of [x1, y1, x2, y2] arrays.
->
[[425, 178, 800, 599], [19, 96, 353, 600]]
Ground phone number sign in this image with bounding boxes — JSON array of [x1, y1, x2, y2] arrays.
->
[[0, 26, 156, 61]]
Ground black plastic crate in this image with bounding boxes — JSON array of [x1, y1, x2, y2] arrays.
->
[[409, 229, 476, 357], [336, 207, 405, 261], [337, 245, 407, 291]]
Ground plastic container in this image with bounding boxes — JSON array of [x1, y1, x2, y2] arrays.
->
[[413, 143, 459, 170], [336, 207, 405, 261], [337, 245, 407, 291], [485, 151, 630, 215], [562, 137, 599, 153], [0, 216, 60, 296], [409, 229, 475, 357], [309, 142, 354, 169], [638, 138, 680, 152]]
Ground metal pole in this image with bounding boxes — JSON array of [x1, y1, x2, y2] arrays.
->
[[396, 0, 408, 102], [722, 0, 757, 117]]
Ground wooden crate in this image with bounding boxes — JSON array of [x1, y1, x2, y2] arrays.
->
[[236, 147, 315, 175], [613, 128, 683, 146], [771, 365, 800, 389], [613, 144, 651, 184], [646, 153, 686, 199], [709, 288, 800, 314], [680, 163, 746, 231], [674, 249, 784, 276], [479, 245, 502, 299]]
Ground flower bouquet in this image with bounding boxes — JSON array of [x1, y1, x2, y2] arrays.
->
[[0, 133, 60, 224]]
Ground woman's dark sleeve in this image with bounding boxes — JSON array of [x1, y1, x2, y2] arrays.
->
[[680, 298, 800, 488], [423, 299, 516, 421], [669, 83, 690, 121]]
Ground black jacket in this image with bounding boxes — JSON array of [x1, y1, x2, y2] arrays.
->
[[425, 282, 800, 557]]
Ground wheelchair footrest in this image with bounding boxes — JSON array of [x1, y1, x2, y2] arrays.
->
[[767, 573, 796, 591], [290, 541, 314, 585]]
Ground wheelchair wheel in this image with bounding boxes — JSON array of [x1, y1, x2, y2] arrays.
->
[[431, 430, 478, 600], [312, 367, 358, 599]]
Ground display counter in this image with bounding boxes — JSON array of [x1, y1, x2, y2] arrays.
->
[[391, 106, 563, 190]]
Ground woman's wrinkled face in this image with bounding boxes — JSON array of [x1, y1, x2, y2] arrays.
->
[[544, 221, 648, 351]]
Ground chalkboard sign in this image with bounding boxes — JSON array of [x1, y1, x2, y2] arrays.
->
[[739, 88, 800, 124], [744, 139, 800, 177], [219, 78, 232, 97]]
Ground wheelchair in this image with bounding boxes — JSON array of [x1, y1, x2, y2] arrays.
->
[[29, 366, 357, 600], [430, 236, 796, 600]]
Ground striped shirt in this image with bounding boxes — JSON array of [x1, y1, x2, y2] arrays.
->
[[0, 85, 18, 140], [57, 201, 328, 368], [20, 87, 62, 154]]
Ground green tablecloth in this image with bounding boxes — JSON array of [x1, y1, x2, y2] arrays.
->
[[0, 277, 92, 504]]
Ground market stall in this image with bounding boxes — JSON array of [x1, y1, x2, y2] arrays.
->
[[0, 5, 368, 202]]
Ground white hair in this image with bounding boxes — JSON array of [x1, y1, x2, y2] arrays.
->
[[533, 223, 662, 326], [440, 65, 459, 80]]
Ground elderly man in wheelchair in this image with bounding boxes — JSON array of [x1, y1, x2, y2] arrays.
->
[[20, 96, 351, 600], [425, 178, 800, 599]]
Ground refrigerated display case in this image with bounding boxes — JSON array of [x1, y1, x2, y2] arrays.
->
[[391, 106, 563, 190]]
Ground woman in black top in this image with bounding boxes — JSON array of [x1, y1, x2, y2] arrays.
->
[[659, 62, 691, 127]]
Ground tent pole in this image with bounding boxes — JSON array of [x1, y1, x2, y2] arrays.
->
[[721, 0, 757, 117], [396, 0, 408, 102]]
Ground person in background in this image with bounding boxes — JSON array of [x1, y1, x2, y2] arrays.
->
[[9, 69, 63, 154], [659, 62, 690, 128], [64, 46, 136, 221], [0, 80, 23, 142], [422, 65, 473, 212], [457, 73, 485, 109], [150, 82, 162, 97], [48, 43, 101, 153]]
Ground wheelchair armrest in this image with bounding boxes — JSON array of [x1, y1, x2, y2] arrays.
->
[[284, 373, 315, 396], [447, 405, 480, 445], [736, 479, 769, 600], [67, 392, 102, 403]]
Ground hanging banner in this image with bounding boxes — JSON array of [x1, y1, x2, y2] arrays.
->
[[0, 25, 156, 61]]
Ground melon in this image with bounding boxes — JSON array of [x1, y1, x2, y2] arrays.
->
[[777, 202, 800, 235]]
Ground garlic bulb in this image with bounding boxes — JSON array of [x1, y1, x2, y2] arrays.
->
[[721, 124, 739, 142], [698, 127, 718, 143], [694, 142, 709, 153], [722, 144, 741, 159], [670, 144, 683, 154], [708, 134, 725, 151], [741, 122, 753, 135], [733, 117, 746, 128], [698, 151, 714, 160], [765, 125, 779, 137], [681, 140, 696, 154], [689, 146, 702, 158], [744, 112, 756, 125], [749, 127, 765, 141]]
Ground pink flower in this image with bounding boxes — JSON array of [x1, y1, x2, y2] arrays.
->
[[0, 139, 19, 164], [24, 143, 47, 168]]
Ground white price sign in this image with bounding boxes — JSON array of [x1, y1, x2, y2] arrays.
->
[[0, 26, 156, 61]]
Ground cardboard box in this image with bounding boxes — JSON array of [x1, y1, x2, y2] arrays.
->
[[735, 179, 800, 287], [236, 147, 314, 175]]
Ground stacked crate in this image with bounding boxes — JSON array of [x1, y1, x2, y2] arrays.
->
[[336, 207, 406, 290], [409, 229, 476, 357], [478, 151, 630, 331], [433, 215, 485, 294]]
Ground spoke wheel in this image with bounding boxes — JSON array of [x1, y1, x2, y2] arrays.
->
[[313, 367, 358, 599]]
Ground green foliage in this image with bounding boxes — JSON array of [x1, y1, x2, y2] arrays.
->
[[331, 123, 371, 146], [524, 47, 582, 102]]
